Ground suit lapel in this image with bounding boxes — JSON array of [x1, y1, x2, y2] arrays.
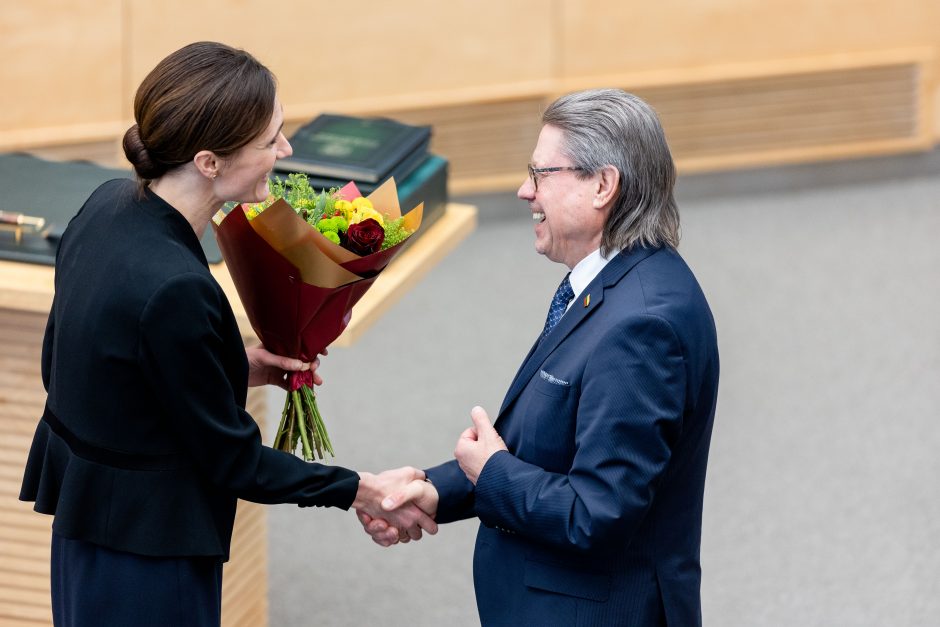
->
[[496, 247, 660, 419]]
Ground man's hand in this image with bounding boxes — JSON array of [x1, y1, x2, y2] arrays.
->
[[246, 344, 324, 389], [357, 475, 439, 546], [455, 406, 508, 485], [353, 467, 438, 547]]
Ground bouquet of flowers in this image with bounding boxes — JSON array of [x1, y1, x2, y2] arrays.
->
[[213, 173, 423, 460]]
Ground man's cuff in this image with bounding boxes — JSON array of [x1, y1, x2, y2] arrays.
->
[[424, 459, 476, 524]]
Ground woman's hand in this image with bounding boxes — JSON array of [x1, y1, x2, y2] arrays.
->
[[245, 344, 325, 389]]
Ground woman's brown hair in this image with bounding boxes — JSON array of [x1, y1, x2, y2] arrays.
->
[[122, 41, 276, 184]]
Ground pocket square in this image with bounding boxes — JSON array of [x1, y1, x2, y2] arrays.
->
[[539, 369, 570, 386]]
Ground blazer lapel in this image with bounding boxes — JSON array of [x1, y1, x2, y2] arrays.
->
[[496, 246, 661, 418]]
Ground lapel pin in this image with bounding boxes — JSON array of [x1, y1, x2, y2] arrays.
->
[[583, 294, 591, 308]]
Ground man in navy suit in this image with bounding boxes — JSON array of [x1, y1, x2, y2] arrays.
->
[[360, 88, 719, 626]]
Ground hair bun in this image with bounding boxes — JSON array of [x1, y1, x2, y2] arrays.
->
[[122, 124, 167, 180]]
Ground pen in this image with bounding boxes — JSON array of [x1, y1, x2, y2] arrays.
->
[[0, 211, 46, 230]]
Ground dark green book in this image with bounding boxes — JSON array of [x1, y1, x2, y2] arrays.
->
[[395, 154, 449, 243], [277, 114, 431, 183]]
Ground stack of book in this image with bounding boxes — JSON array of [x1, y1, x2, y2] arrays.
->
[[275, 114, 447, 234]]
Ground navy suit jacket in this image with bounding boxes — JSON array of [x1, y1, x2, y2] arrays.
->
[[426, 246, 719, 626]]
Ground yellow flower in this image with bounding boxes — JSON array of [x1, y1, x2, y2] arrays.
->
[[351, 197, 373, 210], [349, 206, 384, 226], [334, 200, 353, 221]]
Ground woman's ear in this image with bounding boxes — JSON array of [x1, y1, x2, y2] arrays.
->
[[193, 150, 220, 180], [593, 165, 620, 209]]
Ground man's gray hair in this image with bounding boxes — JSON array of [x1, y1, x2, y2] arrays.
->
[[542, 88, 680, 253]]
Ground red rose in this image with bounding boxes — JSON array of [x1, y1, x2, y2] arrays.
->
[[344, 218, 385, 255]]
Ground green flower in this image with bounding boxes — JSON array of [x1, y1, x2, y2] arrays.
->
[[381, 216, 412, 250], [316, 217, 340, 234]]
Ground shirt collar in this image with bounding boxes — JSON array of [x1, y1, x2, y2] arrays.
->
[[567, 248, 615, 309]]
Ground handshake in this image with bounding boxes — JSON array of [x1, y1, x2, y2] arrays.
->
[[352, 406, 507, 546]]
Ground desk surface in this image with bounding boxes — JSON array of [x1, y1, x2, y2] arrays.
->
[[0, 203, 477, 346]]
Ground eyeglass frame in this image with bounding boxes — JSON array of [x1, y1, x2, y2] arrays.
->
[[527, 164, 587, 191]]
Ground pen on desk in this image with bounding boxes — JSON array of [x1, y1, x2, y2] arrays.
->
[[0, 211, 48, 244], [0, 211, 46, 230]]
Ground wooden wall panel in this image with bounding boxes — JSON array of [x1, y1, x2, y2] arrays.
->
[[557, 0, 938, 79], [0, 309, 50, 627], [0, 1, 124, 148], [636, 59, 931, 172], [0, 1, 938, 184], [221, 388, 268, 627], [125, 0, 553, 117]]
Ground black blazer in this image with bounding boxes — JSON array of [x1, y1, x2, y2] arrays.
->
[[20, 179, 358, 560]]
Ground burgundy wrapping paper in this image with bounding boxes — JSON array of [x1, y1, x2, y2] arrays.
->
[[213, 179, 423, 361]]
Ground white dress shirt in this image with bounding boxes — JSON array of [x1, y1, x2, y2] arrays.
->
[[565, 248, 616, 313]]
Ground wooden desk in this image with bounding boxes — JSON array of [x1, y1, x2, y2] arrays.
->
[[0, 203, 476, 626]]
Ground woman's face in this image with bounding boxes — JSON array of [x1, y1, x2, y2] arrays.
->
[[216, 97, 292, 203]]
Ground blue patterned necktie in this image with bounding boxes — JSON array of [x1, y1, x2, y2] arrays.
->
[[540, 273, 575, 342]]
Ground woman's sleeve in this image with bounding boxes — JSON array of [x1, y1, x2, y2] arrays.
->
[[137, 272, 358, 509]]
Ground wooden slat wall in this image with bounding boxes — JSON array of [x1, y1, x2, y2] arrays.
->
[[0, 309, 50, 626], [0, 307, 268, 627], [11, 54, 929, 195], [221, 389, 268, 627], [2, 1, 938, 191], [637, 61, 928, 172], [343, 56, 930, 192]]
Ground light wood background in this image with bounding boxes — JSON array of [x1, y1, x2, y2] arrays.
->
[[2, 2, 938, 191]]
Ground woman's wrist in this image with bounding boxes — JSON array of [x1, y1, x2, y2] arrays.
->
[[352, 472, 377, 511]]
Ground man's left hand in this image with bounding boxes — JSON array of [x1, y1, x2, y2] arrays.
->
[[455, 406, 508, 485]]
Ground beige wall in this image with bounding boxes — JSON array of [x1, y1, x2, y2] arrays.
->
[[1, 2, 124, 147], [559, 0, 938, 78], [1, 1, 938, 187], [125, 1, 555, 116]]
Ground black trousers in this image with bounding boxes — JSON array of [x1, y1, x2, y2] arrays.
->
[[51, 532, 223, 627]]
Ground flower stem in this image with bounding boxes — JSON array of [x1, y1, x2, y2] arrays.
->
[[273, 391, 291, 451], [303, 385, 334, 457], [293, 390, 313, 461]]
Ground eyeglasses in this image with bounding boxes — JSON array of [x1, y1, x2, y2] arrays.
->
[[527, 164, 586, 191]]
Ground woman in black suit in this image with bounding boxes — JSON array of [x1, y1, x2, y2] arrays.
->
[[19, 41, 434, 627]]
